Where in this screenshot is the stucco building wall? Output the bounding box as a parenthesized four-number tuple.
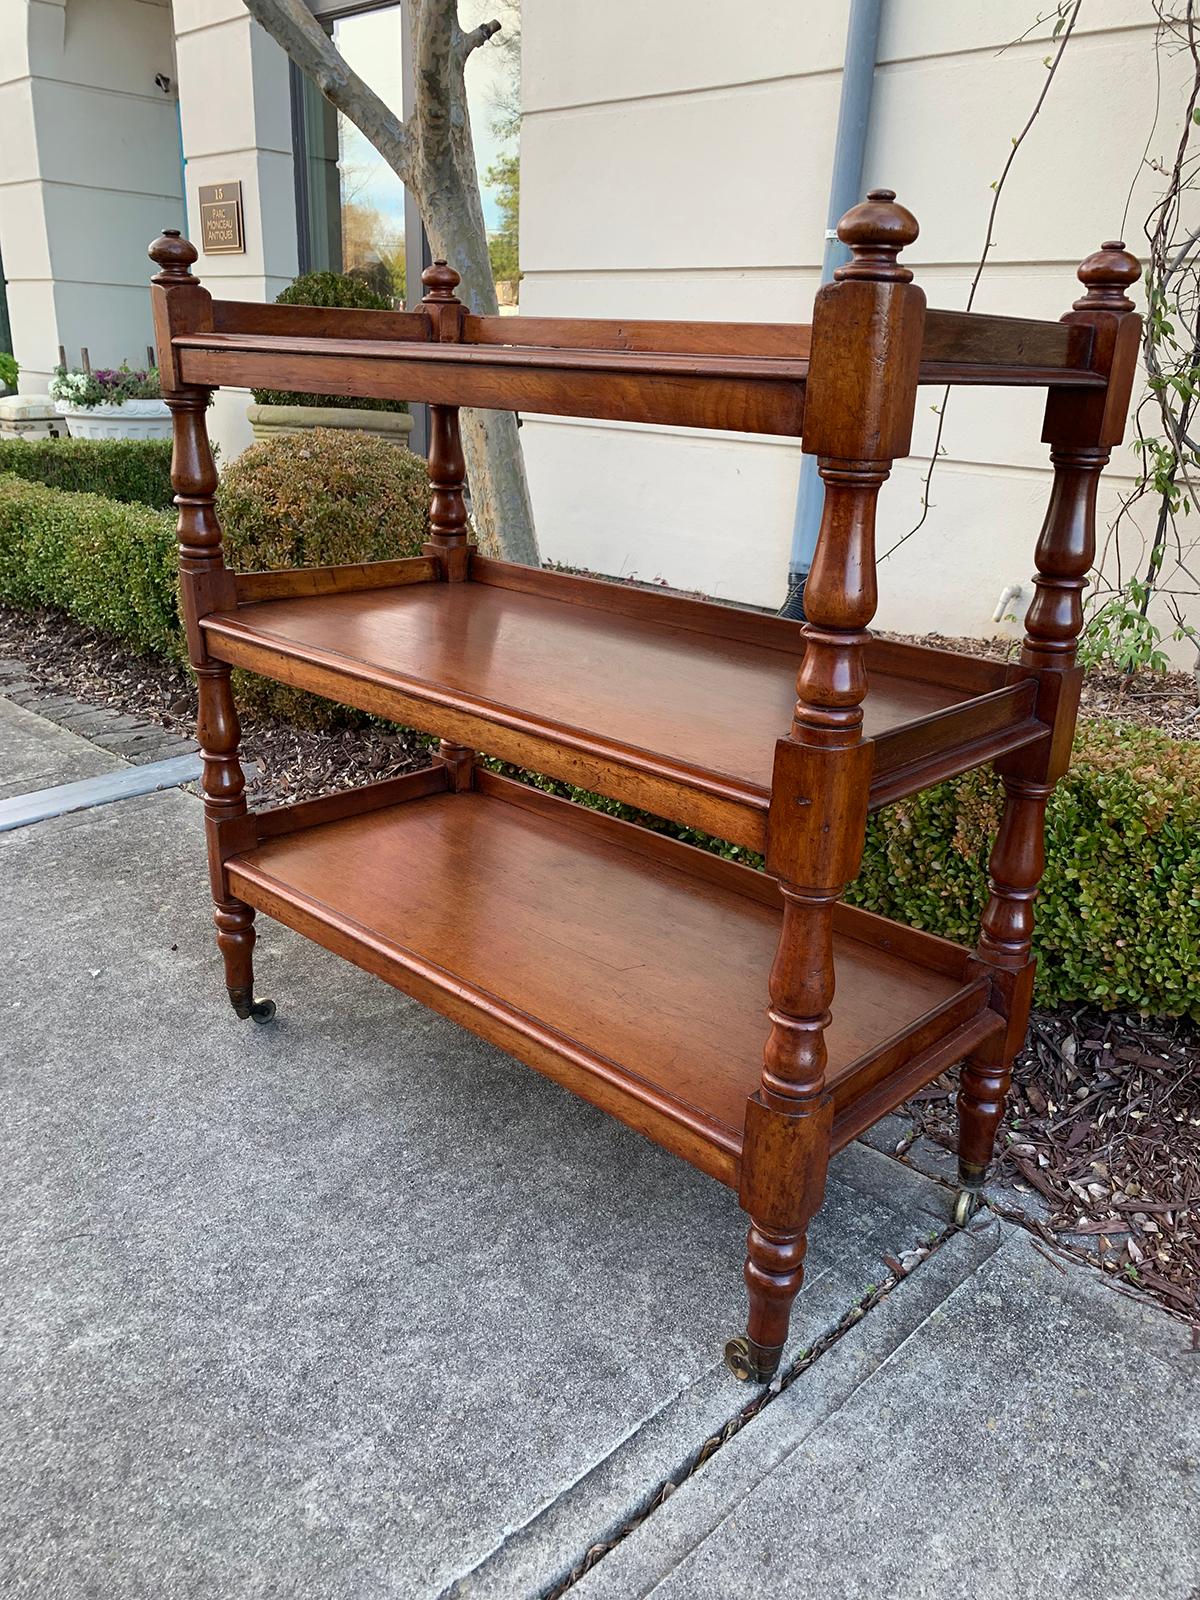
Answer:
(518, 0, 1194, 658)
(0, 0, 184, 391)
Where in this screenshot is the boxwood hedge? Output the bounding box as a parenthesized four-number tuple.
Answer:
(845, 720, 1200, 1019)
(0, 428, 430, 726)
(0, 436, 174, 508)
(0, 473, 181, 658)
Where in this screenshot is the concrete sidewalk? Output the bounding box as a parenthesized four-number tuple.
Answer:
(2, 696, 1197, 1600)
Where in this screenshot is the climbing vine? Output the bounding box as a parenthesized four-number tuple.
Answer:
(882, 2, 1200, 681)
(1088, 0, 1200, 676)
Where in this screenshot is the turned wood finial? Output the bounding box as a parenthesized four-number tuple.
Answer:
(834, 189, 919, 283)
(1073, 240, 1140, 312)
(148, 228, 198, 286)
(421, 259, 461, 302)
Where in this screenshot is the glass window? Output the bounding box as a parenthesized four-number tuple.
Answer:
(294, 0, 521, 308)
(462, 0, 521, 307)
(330, 8, 409, 303)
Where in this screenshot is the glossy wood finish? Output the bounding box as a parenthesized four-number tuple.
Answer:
(226, 772, 991, 1186)
(234, 555, 438, 605)
(462, 312, 813, 358)
(212, 299, 430, 343)
(173, 331, 811, 436)
(150, 229, 263, 1022)
(148, 199, 1142, 1384)
(200, 572, 1042, 851)
(740, 191, 928, 1376)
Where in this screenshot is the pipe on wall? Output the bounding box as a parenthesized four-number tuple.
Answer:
(780, 0, 884, 620)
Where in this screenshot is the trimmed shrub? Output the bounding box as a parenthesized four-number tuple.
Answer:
(0, 436, 175, 508)
(215, 427, 429, 571)
(846, 721, 1200, 1019)
(216, 428, 430, 726)
(0, 473, 181, 658)
(250, 272, 408, 413)
(0, 429, 431, 727)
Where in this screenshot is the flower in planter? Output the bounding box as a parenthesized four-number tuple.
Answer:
(51, 363, 162, 409)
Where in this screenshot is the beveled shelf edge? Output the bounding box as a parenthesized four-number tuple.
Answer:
(222, 765, 999, 1190)
(202, 558, 1047, 854)
(202, 617, 771, 852)
(831, 1010, 1004, 1153)
(228, 852, 746, 1189)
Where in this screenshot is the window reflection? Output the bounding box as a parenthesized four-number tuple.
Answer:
(297, 1, 521, 310)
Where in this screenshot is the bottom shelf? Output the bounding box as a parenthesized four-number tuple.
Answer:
(226, 771, 1001, 1185)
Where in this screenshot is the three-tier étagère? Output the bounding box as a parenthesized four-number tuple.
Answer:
(148, 191, 1141, 1383)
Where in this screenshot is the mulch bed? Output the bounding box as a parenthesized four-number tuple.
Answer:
(908, 1008, 1199, 1326)
(0, 605, 431, 805)
(3, 600, 1197, 1323)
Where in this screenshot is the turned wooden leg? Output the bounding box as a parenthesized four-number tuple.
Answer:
(726, 1220, 812, 1383)
(953, 1034, 1015, 1224)
(958, 1041, 1011, 1185)
(728, 886, 836, 1383)
(196, 661, 275, 1023)
(437, 738, 475, 791)
(957, 774, 1049, 1218)
(728, 193, 925, 1377)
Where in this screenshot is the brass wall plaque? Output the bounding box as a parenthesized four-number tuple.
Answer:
(198, 182, 245, 255)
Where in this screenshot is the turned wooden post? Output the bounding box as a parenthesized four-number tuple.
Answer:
(728, 192, 927, 1383)
(958, 241, 1141, 1192)
(419, 260, 471, 583)
(416, 259, 476, 787)
(148, 229, 273, 1022)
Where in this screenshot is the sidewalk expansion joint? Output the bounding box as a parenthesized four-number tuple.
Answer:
(538, 1214, 975, 1600)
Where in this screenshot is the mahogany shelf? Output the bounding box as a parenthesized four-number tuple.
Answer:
(225, 770, 1002, 1186)
(203, 558, 1046, 850)
(148, 196, 1141, 1384)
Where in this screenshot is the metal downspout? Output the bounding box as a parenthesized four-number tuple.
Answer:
(779, 0, 884, 620)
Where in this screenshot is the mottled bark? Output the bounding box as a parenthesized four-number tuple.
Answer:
(241, 0, 538, 564)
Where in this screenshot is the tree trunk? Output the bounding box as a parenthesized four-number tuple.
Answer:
(240, 0, 539, 564)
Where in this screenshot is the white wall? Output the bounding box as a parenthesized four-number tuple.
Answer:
(0, 0, 184, 391)
(519, 0, 1197, 663)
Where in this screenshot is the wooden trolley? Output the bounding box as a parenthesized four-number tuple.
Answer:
(148, 191, 1140, 1383)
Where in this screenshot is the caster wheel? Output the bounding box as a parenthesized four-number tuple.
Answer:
(724, 1335, 755, 1382)
(248, 998, 277, 1023)
(952, 1187, 980, 1227)
(723, 1335, 779, 1384)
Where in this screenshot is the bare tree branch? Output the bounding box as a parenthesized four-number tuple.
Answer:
(241, 0, 539, 565)
(879, 1, 1082, 563)
(242, 0, 414, 184)
(461, 19, 502, 59)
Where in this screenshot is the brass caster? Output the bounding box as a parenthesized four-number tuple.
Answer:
(229, 987, 277, 1023)
(952, 1187, 980, 1228)
(723, 1335, 781, 1385)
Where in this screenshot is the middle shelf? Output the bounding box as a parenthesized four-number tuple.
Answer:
(225, 768, 1003, 1186)
(203, 558, 1048, 852)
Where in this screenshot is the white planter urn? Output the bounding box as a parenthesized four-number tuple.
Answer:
(55, 398, 172, 441)
(247, 402, 413, 448)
